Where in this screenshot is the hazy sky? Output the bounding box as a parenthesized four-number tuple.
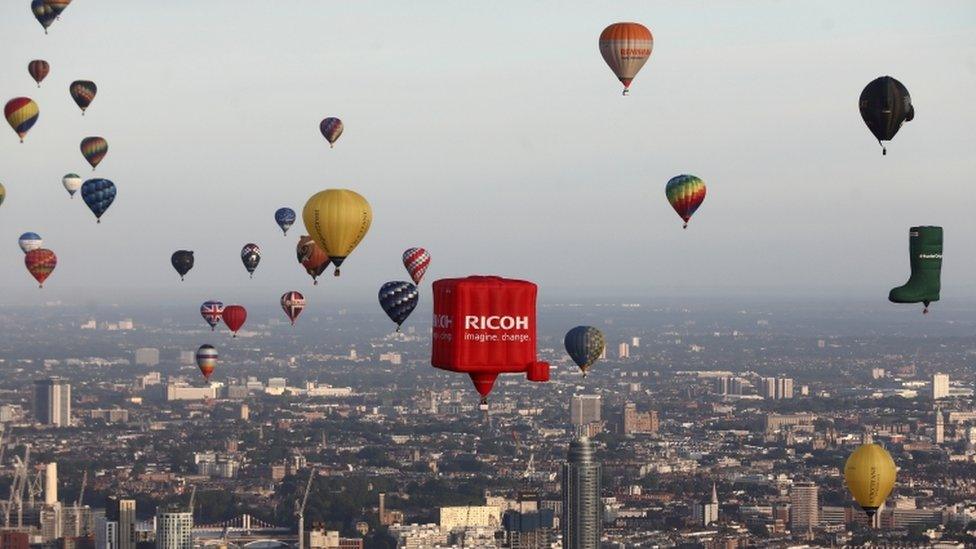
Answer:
(1, 1, 975, 307)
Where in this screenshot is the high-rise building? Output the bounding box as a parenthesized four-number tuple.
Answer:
(621, 403, 658, 434)
(44, 462, 57, 505)
(630, 337, 640, 348)
(932, 373, 949, 400)
(561, 436, 601, 549)
(570, 395, 601, 427)
(762, 377, 794, 399)
(155, 507, 192, 549)
(108, 498, 136, 549)
(934, 408, 944, 444)
(789, 482, 819, 532)
(692, 483, 720, 526)
(33, 378, 71, 426)
(617, 343, 629, 359)
(134, 348, 160, 367)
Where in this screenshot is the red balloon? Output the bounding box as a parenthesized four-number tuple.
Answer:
(222, 305, 247, 337)
(25, 248, 57, 288)
(280, 291, 305, 326)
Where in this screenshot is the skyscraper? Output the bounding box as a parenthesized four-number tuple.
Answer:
(155, 507, 192, 549)
(763, 377, 794, 399)
(617, 343, 629, 359)
(570, 395, 601, 427)
(934, 407, 944, 444)
(108, 497, 136, 549)
(932, 373, 949, 400)
(33, 378, 71, 426)
(561, 436, 601, 549)
(789, 482, 819, 532)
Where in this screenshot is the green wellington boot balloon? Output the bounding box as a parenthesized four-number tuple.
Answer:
(889, 226, 942, 314)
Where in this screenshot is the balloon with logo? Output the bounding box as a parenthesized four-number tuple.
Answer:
(666, 174, 706, 229)
(222, 305, 247, 337)
(379, 281, 419, 332)
(81, 178, 116, 223)
(240, 243, 261, 278)
(5, 98, 39, 143)
(62, 173, 81, 198)
(275, 207, 296, 236)
(599, 22, 653, 95)
(844, 443, 896, 519)
(564, 326, 605, 377)
(31, 0, 57, 33)
(28, 60, 49, 87)
(25, 248, 57, 288)
(195, 344, 218, 381)
(319, 117, 343, 148)
(81, 137, 108, 169)
(302, 189, 372, 276)
(280, 291, 305, 326)
(171, 250, 194, 281)
(200, 300, 224, 331)
(69, 80, 97, 115)
(18, 232, 43, 253)
(859, 76, 913, 155)
(296, 235, 330, 285)
(402, 247, 431, 285)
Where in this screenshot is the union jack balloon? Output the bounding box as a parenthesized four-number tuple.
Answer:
(280, 291, 305, 326)
(200, 300, 224, 331)
(402, 247, 431, 285)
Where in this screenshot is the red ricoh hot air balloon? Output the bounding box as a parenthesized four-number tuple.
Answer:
(222, 305, 247, 337)
(25, 248, 57, 288)
(431, 276, 549, 409)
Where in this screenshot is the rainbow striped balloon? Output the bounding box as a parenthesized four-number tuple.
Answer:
(665, 174, 706, 229)
(70, 80, 97, 114)
(81, 136, 108, 169)
(4, 98, 39, 143)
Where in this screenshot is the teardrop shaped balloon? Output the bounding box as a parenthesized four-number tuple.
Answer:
(200, 300, 224, 331)
(222, 305, 247, 337)
(195, 344, 218, 381)
(25, 248, 57, 288)
(859, 76, 913, 155)
(599, 22, 653, 95)
(171, 250, 194, 281)
(69, 80, 97, 115)
(296, 235, 330, 285)
(302, 189, 372, 276)
(378, 281, 419, 331)
(28, 60, 49, 87)
(320, 117, 343, 148)
(564, 326, 605, 377)
(5, 98, 39, 143)
(31, 0, 57, 33)
(665, 174, 706, 229)
(81, 178, 116, 223)
(280, 291, 306, 326)
(241, 243, 261, 278)
(18, 232, 43, 253)
(844, 443, 896, 519)
(80, 137, 108, 169)
(275, 207, 296, 236)
(62, 173, 81, 197)
(402, 247, 431, 285)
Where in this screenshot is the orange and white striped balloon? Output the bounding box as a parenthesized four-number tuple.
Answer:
(599, 22, 653, 95)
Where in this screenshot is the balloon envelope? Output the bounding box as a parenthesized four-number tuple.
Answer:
(69, 80, 97, 114)
(25, 248, 56, 287)
(599, 22, 653, 94)
(200, 301, 224, 331)
(222, 305, 247, 336)
(296, 235, 330, 284)
(171, 250, 194, 280)
(320, 117, 343, 148)
(302, 189, 372, 276)
(666, 174, 706, 228)
(62, 173, 81, 197)
(378, 281, 419, 330)
(18, 232, 43, 253)
(280, 291, 305, 326)
(844, 443, 896, 518)
(80, 137, 108, 169)
(31, 0, 57, 32)
(275, 207, 296, 235)
(859, 76, 913, 154)
(195, 344, 218, 381)
(5, 98, 39, 142)
(403, 247, 431, 285)
(564, 326, 605, 376)
(81, 178, 116, 222)
(240, 243, 261, 277)
(28, 60, 49, 87)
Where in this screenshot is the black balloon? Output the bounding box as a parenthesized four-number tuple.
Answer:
(171, 250, 194, 281)
(859, 76, 914, 155)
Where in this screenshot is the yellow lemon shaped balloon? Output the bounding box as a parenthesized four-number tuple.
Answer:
(302, 189, 372, 276)
(844, 443, 896, 518)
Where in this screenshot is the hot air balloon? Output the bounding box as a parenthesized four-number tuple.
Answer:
(28, 60, 49, 87)
(25, 248, 56, 288)
(320, 117, 343, 148)
(62, 173, 81, 197)
(195, 344, 218, 381)
(666, 174, 706, 229)
(302, 189, 372, 276)
(171, 250, 194, 281)
(275, 207, 296, 236)
(80, 137, 107, 169)
(844, 443, 896, 519)
(5, 98, 39, 143)
(69, 80, 97, 115)
(222, 305, 247, 337)
(564, 326, 605, 377)
(296, 235, 330, 285)
(240, 243, 261, 278)
(860, 76, 913, 155)
(0, 183, 5, 207)
(18, 232, 43, 253)
(889, 226, 941, 314)
(200, 300, 224, 331)
(31, 0, 57, 33)
(599, 22, 653, 95)
(280, 291, 305, 326)
(402, 247, 431, 285)
(81, 178, 115, 223)
(379, 281, 418, 332)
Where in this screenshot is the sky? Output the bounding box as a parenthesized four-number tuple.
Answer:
(0, 1, 975, 308)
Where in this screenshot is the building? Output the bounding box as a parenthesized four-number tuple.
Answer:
(617, 343, 629, 359)
(631, 337, 640, 348)
(439, 506, 501, 531)
(562, 436, 601, 549)
(108, 497, 136, 549)
(134, 348, 160, 367)
(789, 482, 819, 532)
(622, 403, 658, 434)
(764, 413, 816, 433)
(934, 408, 944, 444)
(871, 368, 886, 379)
(691, 483, 720, 526)
(165, 382, 218, 401)
(90, 409, 129, 423)
(762, 377, 794, 399)
(34, 377, 71, 426)
(501, 508, 556, 549)
(932, 373, 949, 400)
(570, 395, 601, 427)
(155, 507, 192, 549)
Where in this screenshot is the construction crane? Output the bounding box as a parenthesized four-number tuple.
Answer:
(296, 469, 315, 549)
(74, 471, 88, 537)
(15, 446, 30, 528)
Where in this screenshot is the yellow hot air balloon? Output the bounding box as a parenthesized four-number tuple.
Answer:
(302, 189, 371, 276)
(844, 443, 896, 519)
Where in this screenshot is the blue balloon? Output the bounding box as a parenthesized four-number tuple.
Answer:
(18, 232, 43, 253)
(274, 207, 296, 236)
(81, 179, 116, 223)
(378, 281, 419, 331)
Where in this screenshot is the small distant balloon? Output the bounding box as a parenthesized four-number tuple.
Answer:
(241, 243, 261, 278)
(18, 232, 43, 253)
(25, 248, 57, 288)
(275, 207, 296, 236)
(665, 174, 706, 229)
(320, 117, 343, 148)
(69, 80, 97, 115)
(402, 247, 431, 285)
(302, 189, 372, 276)
(62, 173, 81, 197)
(200, 300, 224, 331)
(81, 178, 116, 223)
(222, 305, 247, 337)
(171, 250, 194, 281)
(28, 60, 49, 87)
(280, 291, 305, 326)
(80, 137, 108, 169)
(564, 326, 605, 377)
(378, 281, 419, 331)
(859, 76, 913, 155)
(599, 22, 653, 95)
(5, 98, 39, 143)
(195, 344, 218, 381)
(296, 235, 330, 285)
